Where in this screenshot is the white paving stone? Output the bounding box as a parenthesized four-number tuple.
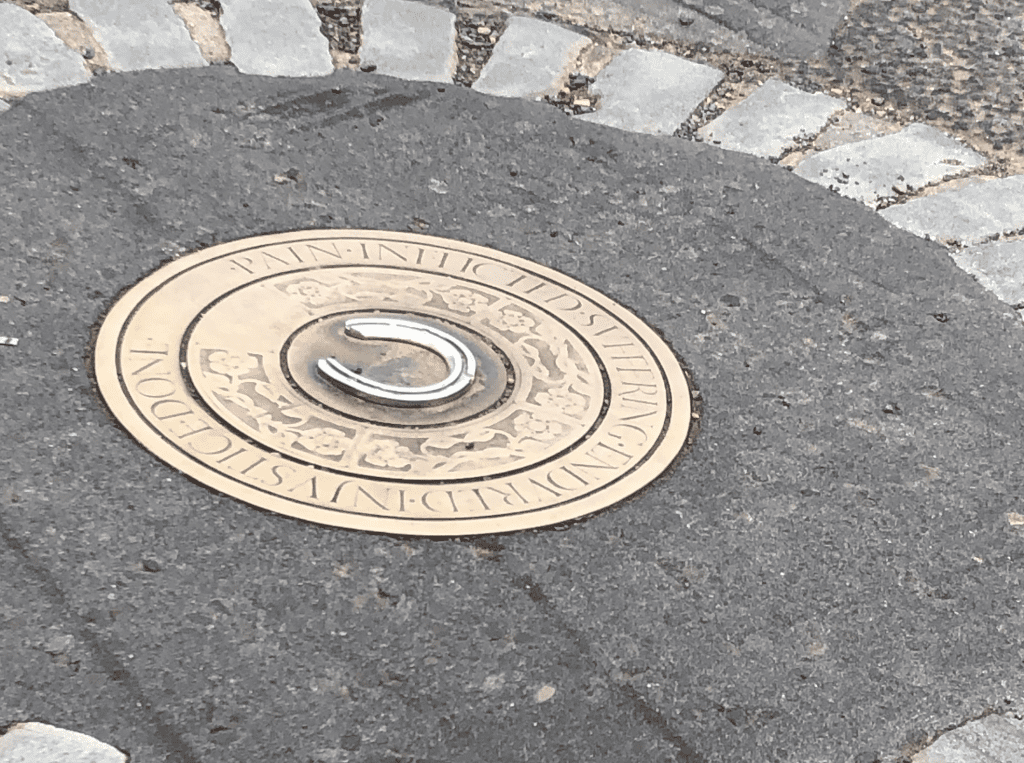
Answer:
(911, 714, 1024, 763)
(0, 722, 125, 763)
(0, 4, 90, 97)
(578, 48, 723, 135)
(0, 100, 10, 114)
(69, 0, 205, 72)
(794, 122, 986, 207)
(360, 0, 457, 84)
(219, 0, 333, 77)
(950, 239, 1024, 306)
(472, 16, 590, 99)
(880, 174, 1024, 245)
(698, 78, 845, 160)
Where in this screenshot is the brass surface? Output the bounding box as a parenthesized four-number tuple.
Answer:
(94, 231, 694, 535)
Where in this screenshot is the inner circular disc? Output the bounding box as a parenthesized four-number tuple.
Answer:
(94, 230, 694, 536)
(285, 312, 506, 420)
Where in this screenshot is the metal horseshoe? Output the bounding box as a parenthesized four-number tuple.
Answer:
(317, 317, 477, 407)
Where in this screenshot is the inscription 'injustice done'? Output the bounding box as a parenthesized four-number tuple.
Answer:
(95, 230, 694, 536)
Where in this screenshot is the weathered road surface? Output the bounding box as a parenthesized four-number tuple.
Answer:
(1, 65, 1022, 763)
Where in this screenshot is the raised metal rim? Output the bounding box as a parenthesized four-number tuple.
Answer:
(94, 229, 693, 536)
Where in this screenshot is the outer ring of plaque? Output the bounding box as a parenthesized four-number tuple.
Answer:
(94, 230, 694, 536)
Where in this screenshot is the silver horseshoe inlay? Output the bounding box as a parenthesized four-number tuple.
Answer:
(317, 317, 477, 407)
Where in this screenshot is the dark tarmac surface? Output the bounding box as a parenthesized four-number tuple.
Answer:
(674, 0, 851, 57)
(2, 67, 1024, 763)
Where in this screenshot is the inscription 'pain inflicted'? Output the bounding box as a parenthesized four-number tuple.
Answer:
(355, 240, 618, 327)
(227, 241, 351, 275)
(221, 238, 614, 332)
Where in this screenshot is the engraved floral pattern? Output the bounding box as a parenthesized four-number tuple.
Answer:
(276, 274, 440, 311)
(364, 439, 418, 469)
(513, 411, 564, 442)
(440, 288, 489, 314)
(534, 389, 587, 418)
(296, 428, 351, 457)
(489, 309, 535, 334)
(207, 351, 258, 379)
(259, 423, 301, 452)
(198, 350, 353, 462)
(284, 281, 327, 301)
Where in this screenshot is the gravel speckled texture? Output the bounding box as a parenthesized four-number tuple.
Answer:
(4, 0, 71, 11)
(314, 0, 361, 59)
(778, 0, 1024, 174)
(453, 9, 507, 88)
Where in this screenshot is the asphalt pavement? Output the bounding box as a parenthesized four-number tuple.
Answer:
(1, 2, 1023, 763)
(497, 0, 851, 58)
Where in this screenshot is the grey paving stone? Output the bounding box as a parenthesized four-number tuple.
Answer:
(69, 0, 205, 72)
(911, 714, 1024, 763)
(0, 4, 90, 97)
(0, 100, 10, 114)
(698, 78, 845, 160)
(578, 47, 723, 135)
(949, 239, 1024, 306)
(880, 174, 1024, 246)
(219, 0, 333, 77)
(793, 122, 986, 207)
(0, 722, 125, 763)
(472, 16, 590, 99)
(812, 111, 901, 151)
(360, 0, 457, 84)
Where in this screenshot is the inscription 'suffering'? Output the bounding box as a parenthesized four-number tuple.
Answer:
(95, 231, 694, 535)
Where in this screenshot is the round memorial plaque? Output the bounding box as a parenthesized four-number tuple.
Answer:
(94, 231, 695, 535)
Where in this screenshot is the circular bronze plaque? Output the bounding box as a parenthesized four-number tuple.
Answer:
(94, 231, 693, 535)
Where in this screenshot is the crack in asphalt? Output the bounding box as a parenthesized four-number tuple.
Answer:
(0, 518, 204, 763)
